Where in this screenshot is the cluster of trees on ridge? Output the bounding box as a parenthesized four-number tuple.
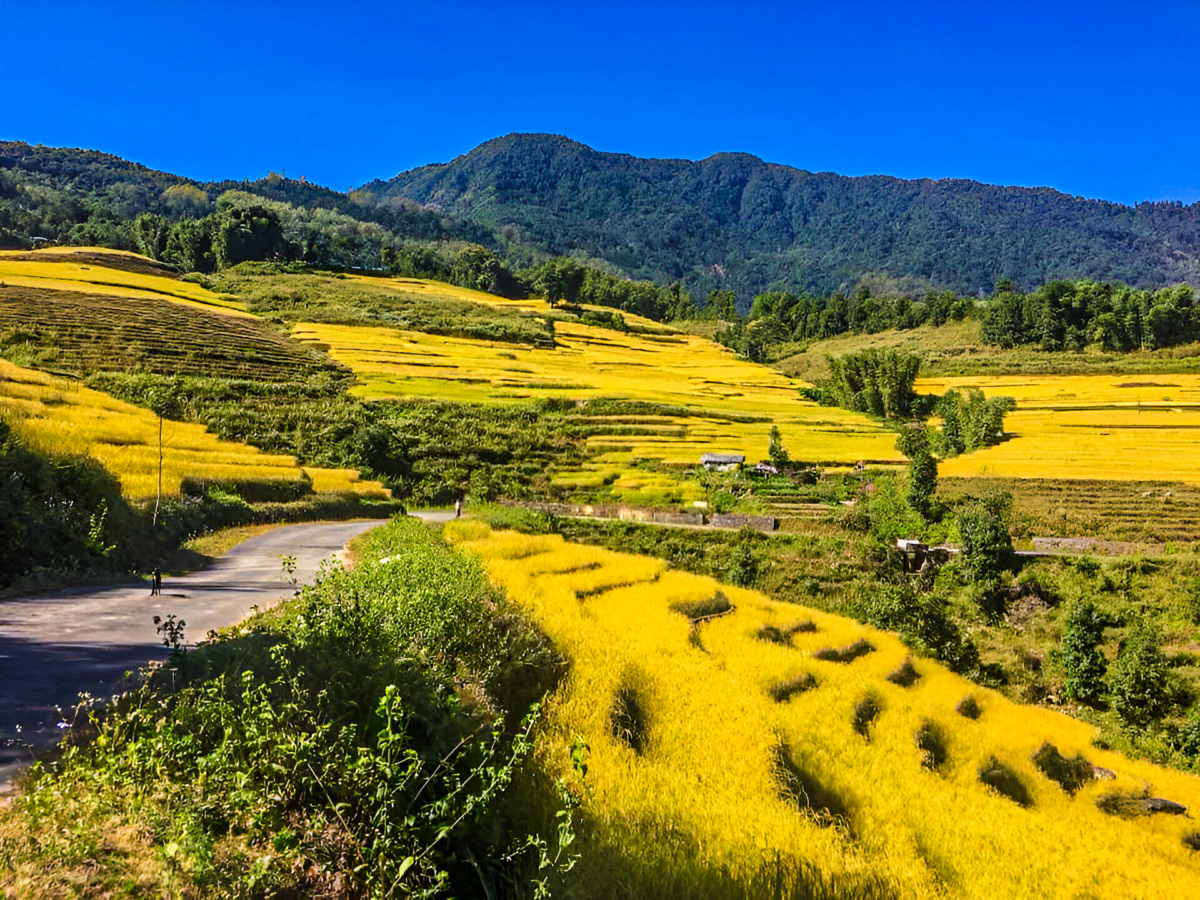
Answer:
(983, 278, 1200, 351)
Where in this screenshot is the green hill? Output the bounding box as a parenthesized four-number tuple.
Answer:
(366, 133, 1200, 299)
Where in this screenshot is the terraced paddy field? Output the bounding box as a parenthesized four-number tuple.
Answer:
(940, 477, 1200, 545)
(917, 374, 1200, 482)
(0, 359, 385, 499)
(0, 247, 247, 313)
(293, 320, 904, 502)
(0, 284, 332, 379)
(448, 520, 1200, 898)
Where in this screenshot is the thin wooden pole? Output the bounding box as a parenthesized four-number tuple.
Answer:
(154, 413, 163, 526)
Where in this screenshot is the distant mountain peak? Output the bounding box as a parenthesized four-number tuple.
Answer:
(368, 134, 1200, 296)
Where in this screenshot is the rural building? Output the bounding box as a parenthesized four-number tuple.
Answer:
(700, 452, 744, 472)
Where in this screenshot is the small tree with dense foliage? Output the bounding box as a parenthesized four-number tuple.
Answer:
(1061, 602, 1108, 703)
(767, 425, 789, 467)
(1108, 624, 1171, 726)
(956, 494, 1013, 589)
(896, 425, 937, 518)
(936, 389, 1016, 456)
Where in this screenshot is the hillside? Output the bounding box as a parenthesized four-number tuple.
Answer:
(444, 519, 1200, 897)
(367, 133, 1200, 300)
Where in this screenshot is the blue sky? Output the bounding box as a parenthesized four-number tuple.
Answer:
(2, 1, 1195, 205)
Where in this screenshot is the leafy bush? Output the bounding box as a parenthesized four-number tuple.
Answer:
(725, 544, 759, 586)
(846, 582, 985, 677)
(1109, 624, 1171, 726)
(1176, 708, 1200, 764)
(1061, 602, 1108, 703)
(0, 419, 128, 585)
(863, 474, 926, 545)
(955, 494, 1013, 588)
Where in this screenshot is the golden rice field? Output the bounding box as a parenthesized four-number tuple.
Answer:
(293, 320, 902, 503)
(0, 359, 386, 499)
(918, 373, 1200, 482)
(0, 247, 249, 315)
(446, 519, 1200, 898)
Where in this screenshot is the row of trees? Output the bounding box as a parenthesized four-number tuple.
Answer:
(714, 286, 973, 361)
(522, 257, 700, 321)
(982, 278, 1200, 351)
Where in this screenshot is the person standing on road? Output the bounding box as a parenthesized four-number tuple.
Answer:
(455, 497, 463, 518)
(152, 566, 162, 596)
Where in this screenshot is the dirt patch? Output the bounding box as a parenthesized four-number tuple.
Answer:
(1031, 536, 1166, 556)
(956, 695, 982, 719)
(1096, 792, 1187, 818)
(1031, 742, 1093, 795)
(886, 658, 921, 688)
(979, 757, 1033, 807)
(1006, 591, 1052, 627)
(852, 695, 881, 738)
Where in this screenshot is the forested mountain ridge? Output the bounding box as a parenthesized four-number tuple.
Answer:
(6, 135, 1200, 308)
(366, 133, 1200, 299)
(0, 140, 496, 251)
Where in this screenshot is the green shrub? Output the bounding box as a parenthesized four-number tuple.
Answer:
(1109, 624, 1171, 726)
(846, 582, 984, 677)
(1061, 601, 1108, 703)
(864, 474, 926, 545)
(725, 545, 759, 586)
(956, 494, 1013, 588)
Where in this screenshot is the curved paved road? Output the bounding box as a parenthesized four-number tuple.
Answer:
(0, 517, 432, 786)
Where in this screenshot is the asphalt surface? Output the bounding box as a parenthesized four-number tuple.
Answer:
(0, 517, 428, 786)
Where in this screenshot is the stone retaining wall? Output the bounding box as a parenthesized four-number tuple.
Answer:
(708, 513, 778, 533)
(504, 501, 774, 531)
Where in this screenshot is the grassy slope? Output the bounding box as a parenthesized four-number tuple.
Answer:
(0, 251, 393, 500)
(0, 518, 563, 898)
(215, 266, 553, 344)
(0, 248, 249, 313)
(774, 318, 1200, 381)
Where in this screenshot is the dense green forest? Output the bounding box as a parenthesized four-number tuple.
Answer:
(982, 278, 1200, 351)
(370, 134, 1200, 300)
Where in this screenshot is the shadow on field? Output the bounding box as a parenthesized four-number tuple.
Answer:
(542, 811, 894, 900)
